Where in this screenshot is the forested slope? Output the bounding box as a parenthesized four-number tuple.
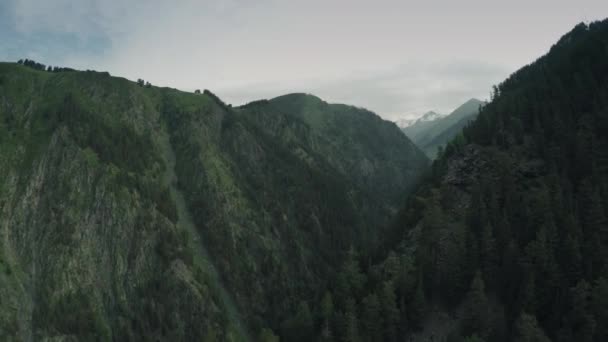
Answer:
(0, 63, 428, 340)
(311, 19, 608, 342)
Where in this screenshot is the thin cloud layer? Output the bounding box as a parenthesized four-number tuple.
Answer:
(2, 0, 606, 120)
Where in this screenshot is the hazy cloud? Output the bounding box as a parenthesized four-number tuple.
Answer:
(2, 0, 607, 120)
(215, 60, 510, 120)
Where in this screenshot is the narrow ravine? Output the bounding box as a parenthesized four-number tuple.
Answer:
(160, 132, 250, 342)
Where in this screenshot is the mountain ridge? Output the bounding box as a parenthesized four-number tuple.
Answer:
(2, 17, 607, 342)
(0, 62, 428, 340)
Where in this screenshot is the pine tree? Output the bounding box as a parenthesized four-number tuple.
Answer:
(343, 298, 360, 342)
(525, 224, 560, 321)
(320, 292, 335, 342)
(579, 180, 608, 277)
(461, 271, 491, 339)
(361, 293, 382, 342)
(258, 328, 279, 342)
(513, 312, 550, 342)
(592, 277, 608, 341)
(561, 233, 583, 285)
(383, 251, 400, 281)
(566, 280, 596, 342)
(409, 276, 427, 330)
(379, 281, 400, 342)
(480, 223, 498, 288)
(281, 301, 314, 342)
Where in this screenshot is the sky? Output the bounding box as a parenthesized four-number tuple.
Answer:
(1, 0, 607, 121)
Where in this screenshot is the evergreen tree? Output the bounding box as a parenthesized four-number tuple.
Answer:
(280, 301, 314, 342)
(564, 280, 596, 342)
(461, 271, 491, 339)
(258, 328, 279, 342)
(379, 281, 400, 342)
(320, 292, 335, 342)
(361, 293, 382, 342)
(409, 276, 427, 330)
(480, 223, 498, 288)
(342, 298, 360, 342)
(513, 313, 550, 342)
(592, 277, 608, 341)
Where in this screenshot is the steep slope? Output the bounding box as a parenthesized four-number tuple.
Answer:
(310, 19, 608, 342)
(403, 98, 484, 158)
(0, 64, 239, 341)
(0, 64, 429, 340)
(160, 132, 250, 341)
(161, 91, 429, 336)
(423, 113, 476, 157)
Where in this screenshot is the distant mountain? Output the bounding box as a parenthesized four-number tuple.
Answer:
(418, 110, 444, 122)
(396, 110, 444, 129)
(395, 118, 415, 129)
(402, 98, 484, 157)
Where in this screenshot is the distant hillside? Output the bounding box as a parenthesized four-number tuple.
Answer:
(402, 98, 484, 157)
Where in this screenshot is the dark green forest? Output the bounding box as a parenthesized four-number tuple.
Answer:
(298, 19, 608, 342)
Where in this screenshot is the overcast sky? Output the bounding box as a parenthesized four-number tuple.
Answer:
(1, 1, 607, 120)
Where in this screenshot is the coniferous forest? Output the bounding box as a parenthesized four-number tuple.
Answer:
(310, 20, 608, 342)
(1, 10, 608, 342)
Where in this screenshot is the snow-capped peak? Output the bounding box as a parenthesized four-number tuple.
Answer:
(395, 111, 444, 128)
(418, 111, 442, 122)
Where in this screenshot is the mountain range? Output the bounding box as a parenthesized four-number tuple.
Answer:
(1, 18, 608, 342)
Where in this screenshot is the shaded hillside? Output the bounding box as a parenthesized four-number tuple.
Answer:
(0, 63, 428, 340)
(311, 19, 608, 342)
(403, 98, 484, 158)
(243, 93, 429, 205)
(161, 90, 429, 334)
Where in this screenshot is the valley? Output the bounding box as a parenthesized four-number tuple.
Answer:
(0, 15, 607, 342)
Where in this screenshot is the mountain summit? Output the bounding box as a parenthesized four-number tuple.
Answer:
(402, 98, 484, 157)
(395, 110, 444, 129)
(418, 110, 444, 122)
